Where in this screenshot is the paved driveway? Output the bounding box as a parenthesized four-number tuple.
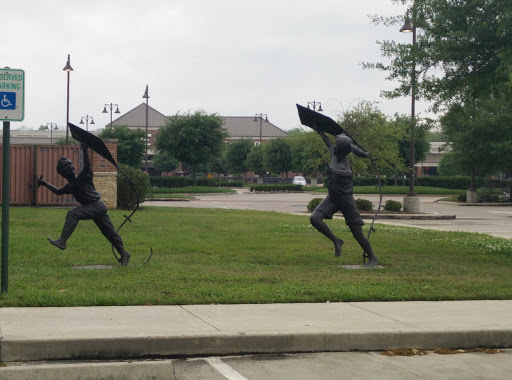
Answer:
(144, 189, 512, 239)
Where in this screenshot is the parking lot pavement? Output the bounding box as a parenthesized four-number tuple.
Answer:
(144, 190, 512, 239)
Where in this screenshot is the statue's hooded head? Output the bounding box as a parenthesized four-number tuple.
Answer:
(334, 133, 353, 156)
(56, 157, 75, 178)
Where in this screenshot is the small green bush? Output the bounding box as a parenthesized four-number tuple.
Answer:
(307, 197, 323, 212)
(355, 198, 373, 211)
(457, 193, 467, 202)
(117, 164, 152, 209)
(384, 199, 402, 212)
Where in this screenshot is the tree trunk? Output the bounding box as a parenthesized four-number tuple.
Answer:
(191, 165, 196, 186)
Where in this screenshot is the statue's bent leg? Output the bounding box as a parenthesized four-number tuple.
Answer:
(310, 210, 344, 257)
(94, 215, 131, 266)
(349, 224, 379, 267)
(48, 207, 83, 250)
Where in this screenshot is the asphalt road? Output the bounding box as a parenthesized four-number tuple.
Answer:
(7, 350, 511, 379)
(145, 189, 512, 239)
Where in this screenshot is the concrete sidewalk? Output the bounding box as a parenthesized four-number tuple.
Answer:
(1, 300, 511, 363)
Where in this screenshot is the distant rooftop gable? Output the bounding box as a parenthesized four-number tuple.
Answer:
(109, 104, 288, 138)
(108, 103, 169, 128)
(222, 116, 288, 138)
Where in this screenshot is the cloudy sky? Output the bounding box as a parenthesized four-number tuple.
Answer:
(4, 0, 421, 132)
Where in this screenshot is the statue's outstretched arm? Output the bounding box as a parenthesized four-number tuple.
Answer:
(351, 144, 370, 159)
(36, 175, 66, 195)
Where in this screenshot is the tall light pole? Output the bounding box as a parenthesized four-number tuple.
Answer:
(254, 113, 268, 145)
(400, 12, 420, 213)
(102, 103, 120, 128)
(46, 123, 58, 145)
(307, 101, 323, 112)
(63, 54, 73, 144)
(79, 115, 95, 131)
(142, 85, 150, 172)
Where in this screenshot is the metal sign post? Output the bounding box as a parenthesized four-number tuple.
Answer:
(1, 67, 25, 293)
(2, 121, 9, 293)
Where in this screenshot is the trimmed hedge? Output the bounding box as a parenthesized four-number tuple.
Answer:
(215, 181, 243, 188)
(250, 184, 303, 192)
(150, 176, 216, 188)
(352, 176, 511, 190)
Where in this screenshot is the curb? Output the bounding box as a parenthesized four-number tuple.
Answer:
(359, 213, 456, 220)
(2, 329, 511, 362)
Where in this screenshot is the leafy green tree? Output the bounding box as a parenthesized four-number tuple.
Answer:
(225, 139, 252, 177)
(155, 110, 227, 185)
(393, 114, 429, 172)
(337, 101, 407, 176)
(246, 144, 266, 177)
(263, 138, 293, 178)
(366, 0, 512, 188)
(99, 126, 145, 168)
(438, 151, 470, 177)
(153, 151, 180, 174)
(287, 128, 329, 176)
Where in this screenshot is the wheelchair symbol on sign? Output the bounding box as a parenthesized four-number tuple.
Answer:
(1, 95, 12, 108)
(0, 92, 16, 110)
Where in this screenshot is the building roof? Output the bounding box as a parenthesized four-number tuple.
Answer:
(0, 129, 68, 145)
(109, 103, 169, 129)
(222, 116, 288, 138)
(108, 104, 288, 138)
(416, 142, 449, 168)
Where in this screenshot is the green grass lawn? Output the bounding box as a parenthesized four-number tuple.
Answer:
(2, 206, 511, 307)
(311, 185, 466, 195)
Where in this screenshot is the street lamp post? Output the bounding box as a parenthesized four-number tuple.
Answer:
(79, 115, 95, 131)
(254, 113, 268, 145)
(142, 85, 150, 173)
(307, 101, 323, 112)
(63, 54, 73, 144)
(400, 13, 420, 213)
(102, 103, 120, 128)
(46, 123, 58, 145)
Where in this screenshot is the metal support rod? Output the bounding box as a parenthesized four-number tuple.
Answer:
(143, 85, 149, 172)
(2, 121, 10, 293)
(408, 25, 417, 197)
(66, 70, 70, 144)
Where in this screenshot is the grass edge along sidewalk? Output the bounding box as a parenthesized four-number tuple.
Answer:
(1, 206, 511, 307)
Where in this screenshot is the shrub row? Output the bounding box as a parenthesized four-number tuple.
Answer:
(149, 176, 216, 188)
(214, 181, 243, 188)
(307, 197, 403, 213)
(250, 184, 303, 192)
(351, 176, 511, 190)
(149, 176, 245, 188)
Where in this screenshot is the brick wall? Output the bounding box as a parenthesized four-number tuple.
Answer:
(91, 138, 118, 209)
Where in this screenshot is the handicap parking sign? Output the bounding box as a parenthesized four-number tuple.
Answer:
(0, 92, 16, 110)
(0, 68, 24, 121)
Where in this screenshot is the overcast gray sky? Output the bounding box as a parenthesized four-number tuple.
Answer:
(4, 0, 422, 132)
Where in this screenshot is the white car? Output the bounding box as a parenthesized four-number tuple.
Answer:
(292, 176, 307, 186)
